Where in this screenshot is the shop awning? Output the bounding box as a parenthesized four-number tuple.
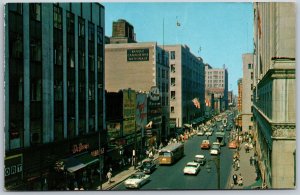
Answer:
(63, 157, 86, 173)
(75, 152, 99, 166)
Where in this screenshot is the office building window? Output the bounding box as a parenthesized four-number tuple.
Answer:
(171, 91, 176, 100)
(171, 64, 175, 73)
(30, 3, 41, 21)
(53, 5, 62, 29)
(251, 72, 253, 80)
(88, 22, 95, 41)
(78, 17, 85, 37)
(248, 63, 252, 69)
(171, 106, 175, 113)
(170, 51, 175, 59)
(171, 78, 175, 86)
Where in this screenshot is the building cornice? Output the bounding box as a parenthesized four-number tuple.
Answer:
(271, 123, 296, 139)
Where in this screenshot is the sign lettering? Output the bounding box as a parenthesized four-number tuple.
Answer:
(127, 49, 149, 61)
(72, 143, 90, 154)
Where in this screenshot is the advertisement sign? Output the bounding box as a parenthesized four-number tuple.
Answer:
(127, 49, 149, 61)
(107, 122, 121, 139)
(123, 89, 136, 135)
(136, 93, 147, 137)
(5, 154, 23, 186)
(147, 86, 162, 138)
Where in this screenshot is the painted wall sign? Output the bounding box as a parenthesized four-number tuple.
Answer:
(72, 143, 90, 154)
(127, 49, 149, 61)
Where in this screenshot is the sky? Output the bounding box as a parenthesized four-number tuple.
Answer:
(103, 2, 254, 95)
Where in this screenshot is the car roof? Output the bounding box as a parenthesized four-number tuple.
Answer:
(195, 155, 205, 158)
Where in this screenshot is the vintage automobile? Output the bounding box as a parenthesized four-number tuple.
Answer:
(194, 154, 206, 166)
(204, 130, 213, 136)
(124, 172, 150, 189)
(200, 139, 211, 149)
(197, 130, 204, 136)
(228, 140, 238, 149)
(183, 162, 201, 175)
(210, 142, 221, 155)
(140, 159, 156, 174)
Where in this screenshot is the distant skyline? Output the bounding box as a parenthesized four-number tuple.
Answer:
(103, 2, 254, 95)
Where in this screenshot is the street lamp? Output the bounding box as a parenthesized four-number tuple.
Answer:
(206, 155, 221, 189)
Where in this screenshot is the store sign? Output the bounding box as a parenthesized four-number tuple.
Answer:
(91, 148, 105, 157)
(5, 154, 23, 182)
(127, 49, 149, 61)
(72, 143, 90, 154)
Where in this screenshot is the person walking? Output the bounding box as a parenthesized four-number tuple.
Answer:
(232, 173, 238, 185)
(106, 169, 112, 184)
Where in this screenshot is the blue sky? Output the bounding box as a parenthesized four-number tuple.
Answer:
(103, 2, 254, 95)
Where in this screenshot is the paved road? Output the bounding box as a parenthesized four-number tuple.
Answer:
(113, 121, 235, 190)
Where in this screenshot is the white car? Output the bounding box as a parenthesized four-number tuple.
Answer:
(210, 142, 221, 155)
(197, 130, 204, 136)
(183, 162, 201, 175)
(205, 131, 213, 136)
(124, 172, 150, 189)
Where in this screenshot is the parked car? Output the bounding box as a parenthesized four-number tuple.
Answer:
(197, 130, 204, 136)
(124, 172, 150, 189)
(194, 154, 206, 166)
(210, 142, 221, 155)
(201, 139, 211, 149)
(228, 140, 238, 149)
(183, 162, 201, 175)
(205, 131, 213, 136)
(140, 159, 156, 174)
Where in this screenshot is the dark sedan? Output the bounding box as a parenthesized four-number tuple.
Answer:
(140, 159, 156, 174)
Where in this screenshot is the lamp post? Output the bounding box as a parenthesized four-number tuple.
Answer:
(206, 155, 221, 189)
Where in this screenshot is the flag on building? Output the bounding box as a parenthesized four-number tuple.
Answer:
(192, 98, 200, 109)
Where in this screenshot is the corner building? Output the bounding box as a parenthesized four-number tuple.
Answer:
(105, 42, 170, 145)
(5, 3, 105, 190)
(252, 2, 296, 188)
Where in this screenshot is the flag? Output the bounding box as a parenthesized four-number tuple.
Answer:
(192, 98, 200, 109)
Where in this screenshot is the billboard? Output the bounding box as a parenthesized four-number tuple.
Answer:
(136, 93, 147, 137)
(123, 89, 136, 135)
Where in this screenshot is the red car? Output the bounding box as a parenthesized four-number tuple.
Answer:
(200, 140, 211, 149)
(228, 140, 237, 149)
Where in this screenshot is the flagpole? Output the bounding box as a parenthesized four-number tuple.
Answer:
(163, 17, 164, 50)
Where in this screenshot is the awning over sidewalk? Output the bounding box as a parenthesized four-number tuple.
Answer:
(75, 152, 99, 166)
(63, 157, 86, 173)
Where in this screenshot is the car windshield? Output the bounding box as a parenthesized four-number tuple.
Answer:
(143, 162, 152, 167)
(186, 164, 197, 168)
(212, 145, 219, 149)
(159, 152, 171, 157)
(130, 174, 142, 179)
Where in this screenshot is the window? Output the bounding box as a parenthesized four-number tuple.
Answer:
(251, 117, 253, 121)
(171, 106, 175, 113)
(157, 67, 161, 78)
(170, 51, 175, 60)
(171, 64, 175, 73)
(97, 26, 103, 44)
(249, 126, 252, 130)
(251, 72, 254, 80)
(171, 91, 176, 99)
(251, 84, 253, 90)
(88, 22, 95, 41)
(78, 17, 85, 37)
(53, 6, 62, 29)
(171, 78, 175, 86)
(248, 63, 252, 69)
(30, 4, 41, 21)
(67, 12, 74, 34)
(9, 3, 22, 14)
(162, 69, 165, 79)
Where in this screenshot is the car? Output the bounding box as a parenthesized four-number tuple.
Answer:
(194, 154, 206, 166)
(183, 162, 201, 175)
(124, 172, 150, 189)
(200, 139, 211, 149)
(205, 131, 213, 136)
(228, 140, 237, 149)
(197, 130, 204, 136)
(210, 142, 221, 155)
(140, 159, 156, 174)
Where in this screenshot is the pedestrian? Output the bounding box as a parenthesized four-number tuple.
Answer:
(238, 173, 243, 186)
(232, 173, 238, 185)
(106, 169, 112, 184)
(250, 156, 253, 166)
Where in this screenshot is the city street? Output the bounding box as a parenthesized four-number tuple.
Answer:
(113, 120, 235, 190)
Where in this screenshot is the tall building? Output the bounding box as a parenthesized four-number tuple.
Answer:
(253, 2, 296, 188)
(205, 64, 229, 112)
(4, 3, 105, 190)
(236, 78, 243, 128)
(105, 42, 170, 145)
(242, 53, 254, 132)
(164, 45, 205, 129)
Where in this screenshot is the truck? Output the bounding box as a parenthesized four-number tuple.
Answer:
(215, 131, 226, 146)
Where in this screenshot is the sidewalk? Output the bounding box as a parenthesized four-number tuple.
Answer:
(227, 142, 260, 189)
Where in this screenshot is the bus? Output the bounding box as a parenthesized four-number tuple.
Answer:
(158, 143, 184, 165)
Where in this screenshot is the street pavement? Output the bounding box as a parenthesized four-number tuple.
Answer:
(92, 134, 259, 190)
